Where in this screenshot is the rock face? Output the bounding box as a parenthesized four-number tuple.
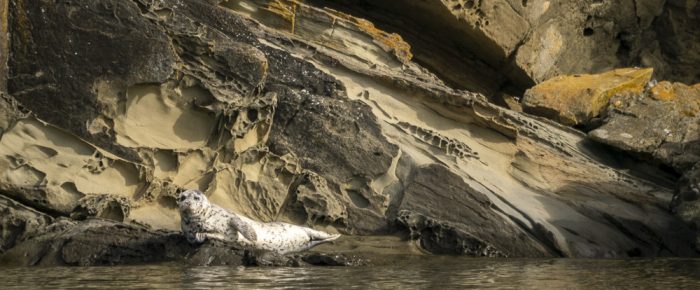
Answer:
(522, 68, 653, 126)
(513, 67, 700, 249)
(396, 164, 550, 257)
(0, 0, 697, 265)
(308, 0, 700, 99)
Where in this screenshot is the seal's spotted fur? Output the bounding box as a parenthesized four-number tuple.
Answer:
(178, 189, 340, 254)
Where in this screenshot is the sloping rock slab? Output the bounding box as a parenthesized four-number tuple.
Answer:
(396, 164, 552, 257)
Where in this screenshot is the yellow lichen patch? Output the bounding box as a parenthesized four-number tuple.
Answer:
(221, 0, 413, 65)
(328, 10, 413, 64)
(263, 0, 298, 33)
(651, 81, 700, 117)
(649, 81, 676, 101)
(522, 68, 654, 125)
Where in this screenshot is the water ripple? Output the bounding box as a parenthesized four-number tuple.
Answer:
(1, 258, 700, 289)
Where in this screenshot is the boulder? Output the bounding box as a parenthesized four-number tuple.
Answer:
(589, 81, 700, 172)
(522, 68, 653, 126)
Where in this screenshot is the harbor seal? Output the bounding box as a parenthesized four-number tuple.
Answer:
(178, 189, 341, 254)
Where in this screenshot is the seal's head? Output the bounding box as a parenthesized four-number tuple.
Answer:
(178, 189, 209, 216)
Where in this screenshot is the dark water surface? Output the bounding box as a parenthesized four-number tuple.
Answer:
(1, 257, 699, 289)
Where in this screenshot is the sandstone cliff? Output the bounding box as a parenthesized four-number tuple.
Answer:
(0, 0, 698, 265)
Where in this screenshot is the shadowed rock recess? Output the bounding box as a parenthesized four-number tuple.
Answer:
(0, 0, 698, 266)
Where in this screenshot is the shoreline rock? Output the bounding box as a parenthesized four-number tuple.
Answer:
(0, 0, 698, 263)
(0, 218, 366, 267)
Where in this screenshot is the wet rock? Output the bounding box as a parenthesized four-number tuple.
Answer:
(589, 80, 700, 172)
(301, 253, 367, 266)
(185, 239, 249, 267)
(244, 250, 367, 267)
(243, 250, 303, 267)
(522, 68, 653, 126)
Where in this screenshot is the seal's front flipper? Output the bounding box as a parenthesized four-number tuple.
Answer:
(229, 215, 258, 242)
(190, 232, 226, 243)
(191, 232, 207, 243)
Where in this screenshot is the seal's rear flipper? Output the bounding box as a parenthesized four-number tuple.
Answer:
(306, 234, 341, 249)
(303, 228, 341, 241)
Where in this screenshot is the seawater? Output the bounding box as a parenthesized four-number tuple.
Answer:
(1, 257, 699, 289)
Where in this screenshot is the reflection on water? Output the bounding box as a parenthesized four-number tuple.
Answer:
(1, 257, 700, 289)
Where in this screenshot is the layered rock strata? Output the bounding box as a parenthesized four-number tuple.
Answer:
(0, 0, 696, 264)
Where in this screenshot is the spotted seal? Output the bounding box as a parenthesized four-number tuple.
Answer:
(178, 189, 341, 254)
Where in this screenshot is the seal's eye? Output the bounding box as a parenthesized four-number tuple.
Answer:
(179, 195, 187, 202)
(194, 196, 200, 201)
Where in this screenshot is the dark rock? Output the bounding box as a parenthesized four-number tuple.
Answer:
(673, 163, 700, 249)
(8, 0, 176, 161)
(0, 195, 53, 254)
(243, 250, 303, 267)
(589, 81, 700, 172)
(0, 219, 193, 266)
(301, 253, 367, 266)
(0, 218, 365, 267)
(268, 84, 399, 233)
(396, 164, 550, 257)
(184, 239, 248, 267)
